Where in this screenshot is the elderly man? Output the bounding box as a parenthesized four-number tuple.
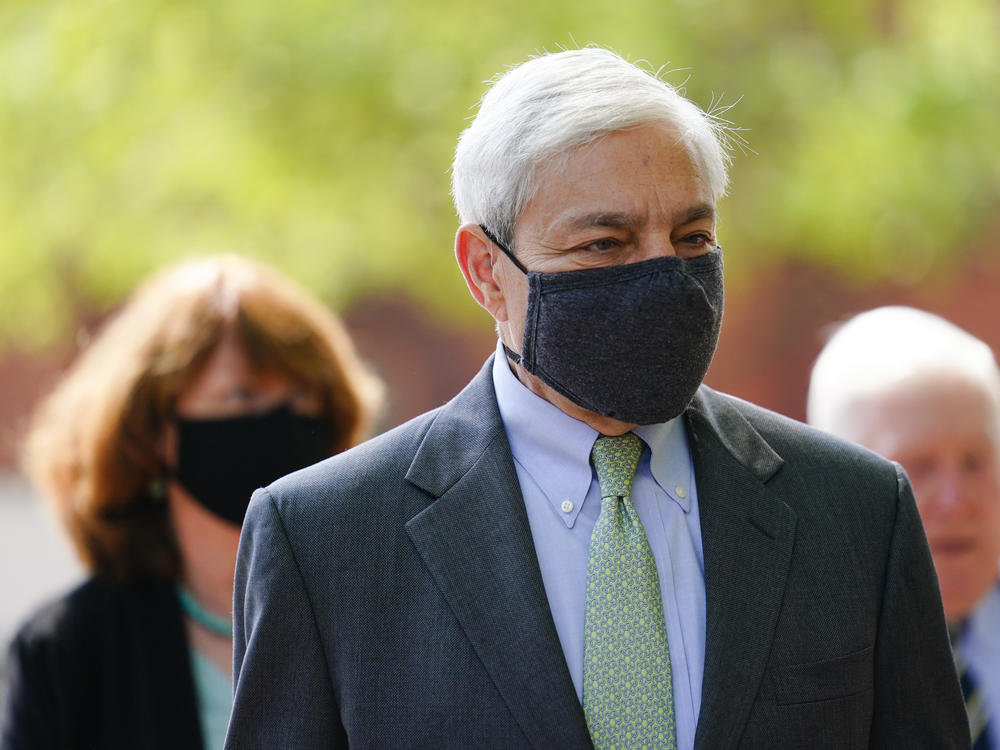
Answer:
(226, 49, 967, 749)
(809, 305, 1000, 749)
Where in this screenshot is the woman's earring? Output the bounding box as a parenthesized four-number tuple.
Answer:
(148, 476, 167, 502)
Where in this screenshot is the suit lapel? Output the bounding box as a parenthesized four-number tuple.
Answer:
(686, 389, 799, 750)
(405, 358, 593, 750)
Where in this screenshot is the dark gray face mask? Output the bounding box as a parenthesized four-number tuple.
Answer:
(482, 226, 724, 425)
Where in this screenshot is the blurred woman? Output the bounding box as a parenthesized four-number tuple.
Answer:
(0, 255, 381, 750)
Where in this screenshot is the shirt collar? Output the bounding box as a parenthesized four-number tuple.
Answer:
(634, 420, 693, 513)
(491, 342, 693, 524)
(493, 343, 597, 526)
(968, 582, 1000, 651)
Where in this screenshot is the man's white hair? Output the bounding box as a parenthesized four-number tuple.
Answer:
(451, 47, 733, 246)
(808, 305, 1000, 437)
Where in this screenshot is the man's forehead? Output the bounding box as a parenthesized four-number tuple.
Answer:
(850, 376, 1000, 452)
(514, 124, 717, 233)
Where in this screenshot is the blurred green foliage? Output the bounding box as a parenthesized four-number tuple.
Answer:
(1, 0, 998, 349)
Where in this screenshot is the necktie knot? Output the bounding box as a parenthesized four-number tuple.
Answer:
(591, 432, 643, 499)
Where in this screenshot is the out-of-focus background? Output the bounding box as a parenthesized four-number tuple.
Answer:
(1, 0, 998, 649)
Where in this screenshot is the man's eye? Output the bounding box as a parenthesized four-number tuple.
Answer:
(585, 238, 620, 252)
(961, 452, 988, 475)
(682, 233, 714, 247)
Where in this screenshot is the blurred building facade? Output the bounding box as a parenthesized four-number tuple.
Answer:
(3, 253, 1000, 469)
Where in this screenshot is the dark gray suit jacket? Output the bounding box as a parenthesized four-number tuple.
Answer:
(227, 358, 969, 749)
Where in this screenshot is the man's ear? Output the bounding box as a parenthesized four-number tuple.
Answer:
(455, 223, 509, 322)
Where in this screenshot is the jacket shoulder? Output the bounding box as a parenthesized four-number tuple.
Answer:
(691, 386, 899, 476)
(262, 357, 502, 519)
(267, 407, 441, 501)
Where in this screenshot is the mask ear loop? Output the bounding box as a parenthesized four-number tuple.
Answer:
(479, 225, 529, 275)
(478, 225, 529, 366)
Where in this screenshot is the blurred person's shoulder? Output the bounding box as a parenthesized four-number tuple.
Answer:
(11, 577, 173, 650)
(12, 578, 114, 648)
(11, 578, 185, 664)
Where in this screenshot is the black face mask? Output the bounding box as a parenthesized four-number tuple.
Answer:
(482, 226, 725, 425)
(172, 404, 334, 526)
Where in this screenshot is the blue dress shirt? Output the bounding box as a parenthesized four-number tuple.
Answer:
(492, 344, 706, 750)
(958, 584, 1000, 748)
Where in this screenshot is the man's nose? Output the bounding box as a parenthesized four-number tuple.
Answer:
(927, 471, 969, 517)
(636, 232, 678, 261)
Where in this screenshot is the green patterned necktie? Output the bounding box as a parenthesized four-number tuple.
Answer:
(583, 432, 677, 750)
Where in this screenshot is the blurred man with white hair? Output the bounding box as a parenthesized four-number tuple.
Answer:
(810, 305, 1000, 749)
(227, 50, 967, 749)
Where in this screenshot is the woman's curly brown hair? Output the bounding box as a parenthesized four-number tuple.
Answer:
(22, 255, 382, 582)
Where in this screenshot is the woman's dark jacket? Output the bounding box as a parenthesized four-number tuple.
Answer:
(0, 577, 203, 750)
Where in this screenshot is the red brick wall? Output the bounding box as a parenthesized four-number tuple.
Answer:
(708, 254, 1000, 422)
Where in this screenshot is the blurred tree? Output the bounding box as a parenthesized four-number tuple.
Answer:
(1, 0, 997, 349)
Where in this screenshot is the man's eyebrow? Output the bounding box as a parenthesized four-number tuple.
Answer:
(565, 212, 639, 230)
(563, 205, 716, 231)
(685, 205, 716, 222)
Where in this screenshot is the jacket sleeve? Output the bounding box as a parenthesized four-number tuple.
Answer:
(226, 488, 346, 750)
(869, 465, 970, 748)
